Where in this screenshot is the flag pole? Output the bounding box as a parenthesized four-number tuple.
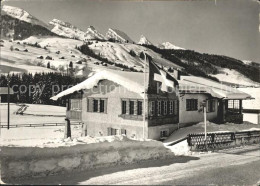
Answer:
(143, 52, 146, 139)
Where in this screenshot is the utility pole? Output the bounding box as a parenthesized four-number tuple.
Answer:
(7, 73, 10, 130)
(64, 98, 71, 138)
(203, 100, 207, 150)
(143, 52, 147, 139)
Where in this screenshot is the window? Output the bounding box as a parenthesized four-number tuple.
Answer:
(228, 100, 239, 109)
(163, 101, 167, 115)
(169, 101, 173, 115)
(121, 129, 127, 135)
(87, 98, 107, 113)
(149, 101, 155, 116)
(160, 130, 168, 138)
(100, 99, 105, 113)
(70, 99, 82, 110)
(122, 100, 127, 114)
(227, 100, 240, 113)
(137, 101, 142, 115)
(122, 99, 143, 116)
(93, 100, 98, 112)
(186, 99, 198, 111)
(207, 99, 215, 112)
(129, 101, 134, 115)
(108, 127, 126, 136)
(157, 101, 162, 115)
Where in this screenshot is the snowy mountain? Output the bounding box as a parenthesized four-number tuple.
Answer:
(158, 42, 185, 50)
(2, 5, 51, 29)
(85, 26, 105, 40)
(49, 19, 87, 40)
(138, 35, 153, 45)
(105, 28, 134, 43)
(49, 20, 105, 41)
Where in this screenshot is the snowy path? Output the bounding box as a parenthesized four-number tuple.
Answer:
(9, 145, 260, 185)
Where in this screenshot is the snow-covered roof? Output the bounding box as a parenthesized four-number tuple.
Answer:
(179, 76, 253, 100)
(51, 70, 146, 100)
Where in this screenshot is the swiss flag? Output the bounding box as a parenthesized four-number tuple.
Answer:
(148, 58, 178, 92)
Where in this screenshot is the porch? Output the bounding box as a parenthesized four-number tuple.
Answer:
(217, 99, 243, 124)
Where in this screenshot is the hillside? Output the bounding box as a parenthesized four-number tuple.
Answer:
(0, 5, 259, 87)
(142, 45, 260, 86)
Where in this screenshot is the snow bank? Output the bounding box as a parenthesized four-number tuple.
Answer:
(1, 136, 174, 181)
(164, 140, 191, 156)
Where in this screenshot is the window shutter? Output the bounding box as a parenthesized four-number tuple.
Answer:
(134, 100, 138, 115)
(88, 98, 94, 112)
(79, 99, 82, 110)
(186, 100, 189, 111)
(104, 99, 107, 113)
(206, 100, 210, 112)
(107, 127, 112, 136)
(126, 100, 129, 114)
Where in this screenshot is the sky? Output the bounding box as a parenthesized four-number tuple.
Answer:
(3, 0, 260, 62)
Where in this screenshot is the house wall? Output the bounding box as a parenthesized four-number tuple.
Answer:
(80, 80, 149, 139)
(67, 80, 179, 140)
(148, 123, 178, 140)
(179, 94, 218, 124)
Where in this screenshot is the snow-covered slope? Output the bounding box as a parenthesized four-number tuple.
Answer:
(138, 35, 153, 45)
(88, 41, 181, 71)
(2, 5, 51, 29)
(49, 19, 87, 40)
(49, 19, 105, 41)
(105, 28, 134, 43)
(211, 68, 259, 86)
(158, 42, 185, 50)
(85, 26, 105, 40)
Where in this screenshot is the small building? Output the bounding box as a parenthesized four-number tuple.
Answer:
(51, 70, 253, 140)
(178, 76, 252, 125)
(0, 87, 14, 102)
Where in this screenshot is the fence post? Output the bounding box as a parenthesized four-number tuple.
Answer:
(187, 134, 191, 146)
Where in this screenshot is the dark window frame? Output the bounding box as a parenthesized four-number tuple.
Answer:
(186, 99, 198, 111)
(87, 98, 107, 113)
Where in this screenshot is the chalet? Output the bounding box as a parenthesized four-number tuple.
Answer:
(51, 65, 253, 140)
(51, 61, 179, 140)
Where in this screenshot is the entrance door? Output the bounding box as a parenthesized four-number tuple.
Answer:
(217, 100, 225, 123)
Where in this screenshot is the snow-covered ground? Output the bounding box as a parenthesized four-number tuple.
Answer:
(0, 125, 82, 147)
(164, 121, 260, 144)
(0, 103, 71, 146)
(0, 103, 65, 125)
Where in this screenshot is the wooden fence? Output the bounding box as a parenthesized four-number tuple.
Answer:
(186, 130, 260, 151)
(0, 122, 82, 128)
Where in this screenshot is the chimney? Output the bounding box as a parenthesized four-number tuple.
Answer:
(173, 69, 180, 80)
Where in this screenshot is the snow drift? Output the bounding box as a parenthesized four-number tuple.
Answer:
(1, 136, 174, 181)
